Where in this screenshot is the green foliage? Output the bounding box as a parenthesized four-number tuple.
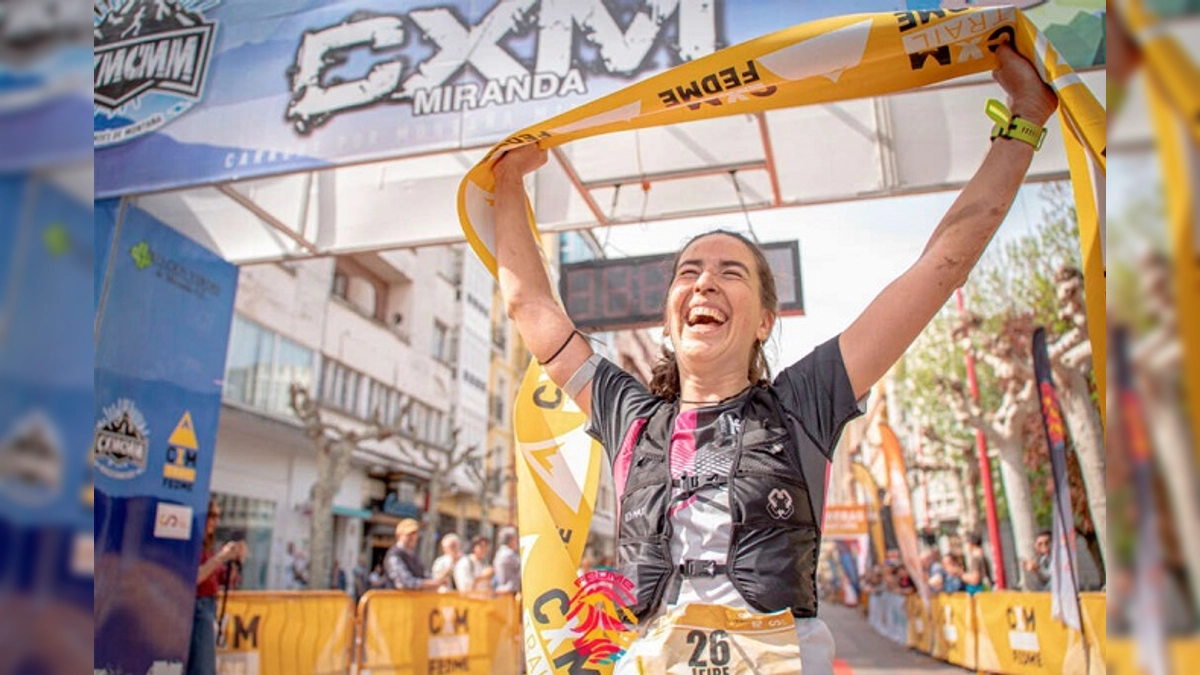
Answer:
(897, 181, 1083, 529)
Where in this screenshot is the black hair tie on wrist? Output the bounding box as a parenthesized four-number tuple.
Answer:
(540, 329, 579, 366)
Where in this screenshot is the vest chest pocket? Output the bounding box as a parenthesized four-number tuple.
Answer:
(621, 451, 669, 538)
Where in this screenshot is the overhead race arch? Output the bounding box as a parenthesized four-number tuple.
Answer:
(455, 8, 1104, 674)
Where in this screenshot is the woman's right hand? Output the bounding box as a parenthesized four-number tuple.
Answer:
(493, 144, 547, 183)
(218, 541, 246, 563)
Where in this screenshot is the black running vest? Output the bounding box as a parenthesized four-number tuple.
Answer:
(615, 386, 828, 621)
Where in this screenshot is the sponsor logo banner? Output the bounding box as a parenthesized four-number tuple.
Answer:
(93, 398, 150, 480)
(153, 501, 193, 540)
(93, 0, 219, 147)
(824, 504, 868, 538)
(92, 1, 1106, 197)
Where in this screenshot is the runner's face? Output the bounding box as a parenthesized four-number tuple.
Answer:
(666, 234, 773, 376)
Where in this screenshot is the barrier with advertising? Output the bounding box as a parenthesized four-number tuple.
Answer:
(215, 592, 355, 675)
(871, 591, 1110, 674)
(929, 593, 977, 670)
(1079, 592, 1105, 666)
(905, 593, 933, 654)
(1107, 639, 1200, 675)
(974, 590, 1088, 675)
(867, 592, 909, 647)
(357, 590, 521, 675)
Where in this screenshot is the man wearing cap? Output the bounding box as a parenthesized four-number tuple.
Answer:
(383, 519, 451, 590)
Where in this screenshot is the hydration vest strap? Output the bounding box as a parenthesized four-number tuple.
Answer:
(679, 559, 728, 578)
(671, 473, 728, 497)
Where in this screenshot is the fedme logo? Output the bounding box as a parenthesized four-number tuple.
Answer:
(286, 0, 721, 132)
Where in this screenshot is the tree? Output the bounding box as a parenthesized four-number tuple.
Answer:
(897, 182, 1107, 586)
(289, 384, 481, 589)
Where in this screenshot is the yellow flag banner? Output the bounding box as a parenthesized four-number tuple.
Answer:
(851, 461, 888, 565)
(1120, 0, 1200, 145)
(879, 422, 930, 603)
(512, 362, 638, 673)
(1147, 78, 1200, 464)
(455, 8, 1104, 674)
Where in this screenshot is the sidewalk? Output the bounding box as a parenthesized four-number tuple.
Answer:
(822, 604, 969, 675)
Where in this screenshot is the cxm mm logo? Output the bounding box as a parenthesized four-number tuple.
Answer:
(93, 0, 218, 147)
(766, 487, 793, 520)
(286, 0, 720, 133)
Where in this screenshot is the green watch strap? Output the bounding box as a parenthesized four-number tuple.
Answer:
(985, 98, 1046, 150)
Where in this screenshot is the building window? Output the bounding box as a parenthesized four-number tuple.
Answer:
(224, 316, 316, 418)
(332, 271, 348, 300)
(432, 321, 450, 364)
(211, 492, 276, 590)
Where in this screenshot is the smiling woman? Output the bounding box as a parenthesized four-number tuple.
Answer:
(490, 44, 1057, 674)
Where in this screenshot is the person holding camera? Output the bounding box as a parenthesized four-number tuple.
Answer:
(186, 499, 247, 675)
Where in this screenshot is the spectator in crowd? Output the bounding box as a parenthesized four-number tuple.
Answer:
(859, 565, 884, 596)
(431, 533, 463, 592)
(187, 500, 246, 675)
(962, 534, 993, 595)
(941, 554, 966, 594)
(368, 563, 386, 590)
(284, 541, 308, 590)
(454, 535, 495, 592)
(351, 554, 369, 600)
(895, 565, 916, 595)
(921, 548, 946, 593)
(1022, 530, 1052, 591)
(384, 519, 451, 590)
(493, 527, 522, 593)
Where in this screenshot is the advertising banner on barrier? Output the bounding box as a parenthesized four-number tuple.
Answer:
(93, 0, 1105, 198)
(906, 592, 933, 654)
(930, 593, 977, 670)
(215, 591, 355, 675)
(94, 203, 238, 674)
(1079, 592, 1106, 666)
(358, 590, 521, 675)
(974, 590, 1088, 675)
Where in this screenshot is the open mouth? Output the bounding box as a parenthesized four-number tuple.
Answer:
(685, 306, 728, 328)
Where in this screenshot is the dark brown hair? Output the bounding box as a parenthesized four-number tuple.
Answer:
(648, 230, 778, 400)
(203, 499, 219, 553)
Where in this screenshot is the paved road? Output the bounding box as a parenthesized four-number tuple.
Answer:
(822, 604, 970, 675)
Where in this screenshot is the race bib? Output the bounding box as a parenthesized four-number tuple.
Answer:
(616, 604, 801, 675)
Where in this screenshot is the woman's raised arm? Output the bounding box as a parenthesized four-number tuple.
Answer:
(493, 145, 595, 416)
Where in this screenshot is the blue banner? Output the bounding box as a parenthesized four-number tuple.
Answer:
(0, 176, 94, 673)
(93, 0, 1106, 198)
(93, 202, 238, 675)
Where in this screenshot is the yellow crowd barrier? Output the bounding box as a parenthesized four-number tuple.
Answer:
(929, 593, 977, 671)
(1079, 592, 1105, 667)
(872, 590, 1110, 675)
(904, 594, 932, 654)
(974, 590, 1089, 674)
(214, 591, 355, 675)
(356, 590, 522, 675)
(1108, 638, 1200, 675)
